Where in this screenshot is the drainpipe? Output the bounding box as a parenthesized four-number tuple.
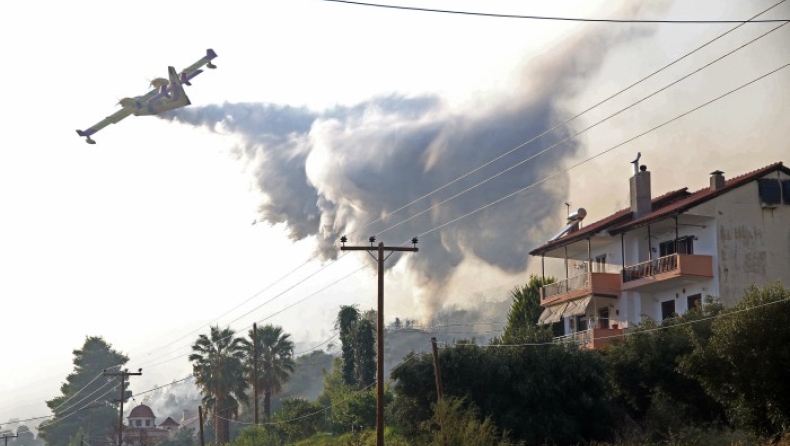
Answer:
(647, 225, 652, 260)
(674, 216, 679, 254)
(564, 246, 569, 280)
(620, 233, 626, 280)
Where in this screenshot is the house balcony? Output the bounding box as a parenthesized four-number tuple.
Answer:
(621, 253, 713, 292)
(540, 272, 621, 306)
(554, 326, 625, 350)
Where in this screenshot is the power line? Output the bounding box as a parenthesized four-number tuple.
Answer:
(313, 0, 789, 23)
(100, 0, 787, 375)
(418, 61, 790, 238)
(448, 296, 790, 348)
(343, 0, 787, 239)
(8, 6, 786, 424)
(373, 20, 790, 240)
(133, 49, 787, 370)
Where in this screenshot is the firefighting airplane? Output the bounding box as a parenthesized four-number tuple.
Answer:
(76, 49, 217, 144)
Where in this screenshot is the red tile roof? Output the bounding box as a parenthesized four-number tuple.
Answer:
(159, 417, 179, 427)
(529, 161, 787, 255)
(129, 404, 155, 419)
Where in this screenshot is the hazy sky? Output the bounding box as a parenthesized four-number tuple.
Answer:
(1, 0, 788, 430)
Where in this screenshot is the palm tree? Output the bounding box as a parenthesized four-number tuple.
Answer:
(189, 325, 249, 444)
(245, 324, 295, 420)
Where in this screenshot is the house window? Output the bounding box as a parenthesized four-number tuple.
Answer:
(758, 178, 781, 207)
(135, 420, 141, 427)
(598, 307, 610, 329)
(576, 315, 588, 331)
(145, 420, 151, 427)
(687, 293, 702, 311)
(661, 300, 676, 320)
(659, 236, 694, 257)
(594, 254, 607, 273)
(782, 180, 790, 205)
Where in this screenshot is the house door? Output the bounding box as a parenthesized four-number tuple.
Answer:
(598, 308, 610, 329)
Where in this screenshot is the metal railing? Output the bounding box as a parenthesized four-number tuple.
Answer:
(542, 273, 589, 300)
(622, 254, 678, 283)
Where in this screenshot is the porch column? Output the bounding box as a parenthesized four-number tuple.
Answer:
(541, 254, 545, 283)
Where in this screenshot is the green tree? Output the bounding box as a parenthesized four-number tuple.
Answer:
(273, 398, 324, 442)
(318, 358, 377, 433)
(335, 306, 377, 390)
(501, 275, 557, 343)
(189, 325, 249, 445)
(425, 398, 519, 446)
(40, 336, 129, 446)
(245, 324, 295, 420)
(391, 341, 615, 445)
(336, 306, 361, 386)
(603, 308, 727, 442)
(355, 318, 376, 389)
(680, 282, 790, 437)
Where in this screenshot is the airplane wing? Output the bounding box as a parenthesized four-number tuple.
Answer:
(178, 49, 217, 85)
(76, 107, 135, 144)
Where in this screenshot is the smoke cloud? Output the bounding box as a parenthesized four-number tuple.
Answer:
(159, 14, 664, 317)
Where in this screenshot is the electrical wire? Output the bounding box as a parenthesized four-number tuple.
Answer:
(372, 20, 790, 239)
(96, 0, 788, 375)
(132, 54, 789, 371)
(7, 4, 787, 424)
(417, 61, 790, 238)
(448, 296, 790, 348)
(313, 0, 790, 23)
(213, 346, 427, 426)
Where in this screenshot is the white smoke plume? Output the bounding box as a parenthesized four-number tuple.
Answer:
(159, 13, 666, 315)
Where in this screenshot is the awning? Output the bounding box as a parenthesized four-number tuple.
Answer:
(562, 296, 592, 318)
(538, 302, 567, 325)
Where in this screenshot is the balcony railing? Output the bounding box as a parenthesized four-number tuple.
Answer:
(622, 254, 678, 283)
(542, 273, 589, 300)
(554, 326, 626, 349)
(541, 271, 622, 303)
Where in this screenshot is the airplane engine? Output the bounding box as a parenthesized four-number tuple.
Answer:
(150, 78, 168, 88)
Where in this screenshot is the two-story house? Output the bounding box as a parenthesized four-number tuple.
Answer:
(529, 160, 790, 349)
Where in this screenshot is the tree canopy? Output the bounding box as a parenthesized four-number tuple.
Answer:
(40, 336, 129, 446)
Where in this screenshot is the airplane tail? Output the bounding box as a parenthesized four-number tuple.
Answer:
(206, 48, 217, 69)
(167, 66, 191, 106)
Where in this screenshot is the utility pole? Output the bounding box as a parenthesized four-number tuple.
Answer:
(103, 368, 142, 446)
(198, 406, 205, 446)
(430, 337, 444, 402)
(253, 322, 259, 425)
(2, 434, 18, 446)
(340, 235, 419, 446)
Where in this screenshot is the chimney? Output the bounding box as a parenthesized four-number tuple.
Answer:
(630, 164, 652, 219)
(710, 170, 725, 191)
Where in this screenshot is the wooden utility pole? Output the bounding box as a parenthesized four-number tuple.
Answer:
(253, 322, 259, 425)
(103, 368, 142, 446)
(430, 337, 444, 401)
(198, 406, 205, 446)
(340, 236, 419, 446)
